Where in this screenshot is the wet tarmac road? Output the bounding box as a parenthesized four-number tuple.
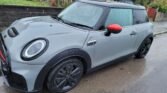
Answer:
(0, 34, 167, 93)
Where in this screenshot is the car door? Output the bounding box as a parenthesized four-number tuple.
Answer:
(87, 8, 137, 67)
(133, 9, 153, 51)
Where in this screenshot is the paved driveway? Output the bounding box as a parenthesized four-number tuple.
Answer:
(0, 34, 167, 93)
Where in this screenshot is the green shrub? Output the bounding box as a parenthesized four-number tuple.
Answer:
(135, 0, 151, 6)
(149, 2, 159, 8)
(149, 0, 167, 13)
(135, 0, 167, 13)
(55, 0, 73, 8)
(159, 5, 167, 13)
(0, 0, 49, 7)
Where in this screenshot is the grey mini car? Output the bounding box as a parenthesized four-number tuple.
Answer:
(0, 0, 153, 93)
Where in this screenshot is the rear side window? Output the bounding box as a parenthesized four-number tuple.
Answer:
(133, 9, 149, 24)
(105, 8, 133, 27)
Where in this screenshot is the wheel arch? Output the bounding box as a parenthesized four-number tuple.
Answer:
(145, 33, 154, 42)
(136, 33, 154, 52)
(33, 48, 92, 91)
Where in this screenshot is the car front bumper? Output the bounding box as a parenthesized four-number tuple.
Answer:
(0, 32, 45, 93)
(1, 60, 44, 93)
(1, 60, 28, 91)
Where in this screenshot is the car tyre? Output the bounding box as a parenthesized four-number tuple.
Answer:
(135, 38, 153, 58)
(47, 58, 84, 93)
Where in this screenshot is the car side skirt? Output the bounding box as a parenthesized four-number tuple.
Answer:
(86, 52, 135, 74)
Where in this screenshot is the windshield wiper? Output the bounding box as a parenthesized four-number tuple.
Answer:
(68, 22, 93, 29)
(52, 16, 93, 29)
(51, 16, 65, 23)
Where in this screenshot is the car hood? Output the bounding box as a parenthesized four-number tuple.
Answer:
(1, 16, 89, 56)
(9, 16, 86, 35)
(10, 16, 56, 33)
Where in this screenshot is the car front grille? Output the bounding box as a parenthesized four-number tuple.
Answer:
(0, 34, 7, 63)
(0, 33, 11, 73)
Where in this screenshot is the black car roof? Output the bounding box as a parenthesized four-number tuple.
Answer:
(79, 0, 145, 10)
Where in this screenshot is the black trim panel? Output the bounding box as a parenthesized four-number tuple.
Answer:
(86, 53, 134, 74)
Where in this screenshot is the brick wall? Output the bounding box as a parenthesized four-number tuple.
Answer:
(0, 5, 63, 29)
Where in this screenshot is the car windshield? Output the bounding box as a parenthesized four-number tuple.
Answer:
(57, 2, 104, 29)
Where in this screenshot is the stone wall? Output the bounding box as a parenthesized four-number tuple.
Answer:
(155, 12, 167, 22)
(0, 5, 63, 29)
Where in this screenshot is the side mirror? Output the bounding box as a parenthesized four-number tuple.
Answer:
(105, 24, 122, 36)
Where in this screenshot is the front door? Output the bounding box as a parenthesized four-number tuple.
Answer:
(88, 8, 137, 67)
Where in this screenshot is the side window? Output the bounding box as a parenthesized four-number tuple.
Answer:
(105, 8, 133, 27)
(133, 9, 149, 24)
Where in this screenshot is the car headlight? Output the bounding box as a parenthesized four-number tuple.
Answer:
(21, 39, 48, 60)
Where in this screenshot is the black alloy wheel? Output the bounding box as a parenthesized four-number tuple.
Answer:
(135, 38, 153, 58)
(47, 58, 84, 93)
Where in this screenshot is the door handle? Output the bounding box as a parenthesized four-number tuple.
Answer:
(87, 40, 97, 46)
(130, 31, 137, 35)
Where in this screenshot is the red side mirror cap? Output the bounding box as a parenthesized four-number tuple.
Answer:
(107, 24, 122, 34)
